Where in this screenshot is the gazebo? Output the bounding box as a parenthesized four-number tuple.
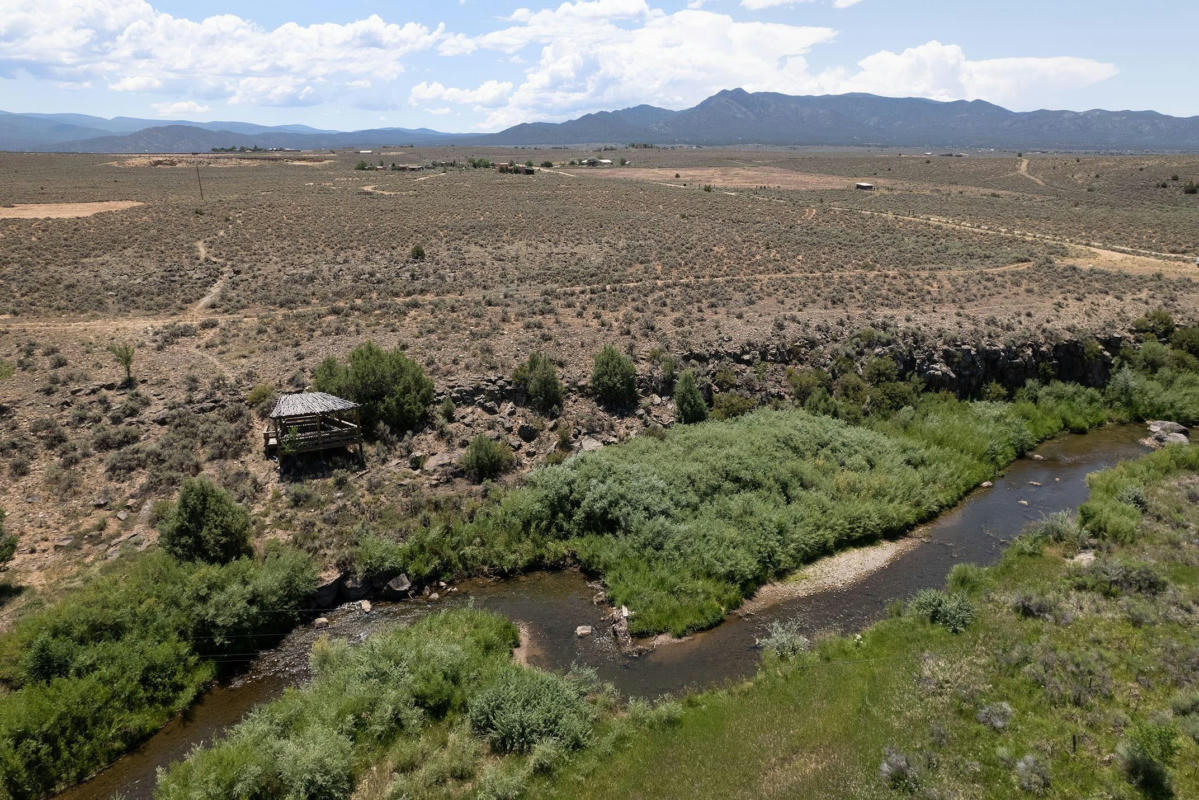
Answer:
(264, 391, 364, 464)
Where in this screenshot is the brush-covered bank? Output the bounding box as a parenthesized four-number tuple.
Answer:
(525, 444, 1199, 800)
(354, 369, 1194, 636)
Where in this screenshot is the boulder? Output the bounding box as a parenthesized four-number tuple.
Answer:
(360, 599, 372, 613)
(517, 423, 539, 442)
(313, 617, 330, 629)
(382, 573, 412, 599)
(580, 436, 602, 452)
(1148, 420, 1188, 435)
(575, 625, 593, 637)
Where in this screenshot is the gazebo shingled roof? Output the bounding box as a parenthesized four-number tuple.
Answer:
(269, 391, 359, 419)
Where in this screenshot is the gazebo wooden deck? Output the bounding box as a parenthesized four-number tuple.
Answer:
(264, 392, 364, 464)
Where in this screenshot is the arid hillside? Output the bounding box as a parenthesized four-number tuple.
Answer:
(1, 147, 1197, 593)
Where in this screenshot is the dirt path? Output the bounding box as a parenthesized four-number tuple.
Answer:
(191, 240, 231, 314)
(1016, 158, 1046, 186)
(826, 205, 1191, 273)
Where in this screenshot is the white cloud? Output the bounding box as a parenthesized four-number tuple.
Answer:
(446, 5, 836, 128)
(152, 100, 210, 116)
(833, 0, 863, 7)
(813, 41, 1117, 108)
(0, 1, 442, 107)
(740, 0, 816, 10)
(410, 80, 514, 108)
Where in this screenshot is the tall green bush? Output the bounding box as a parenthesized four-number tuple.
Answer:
(673, 370, 707, 424)
(312, 342, 434, 436)
(158, 478, 251, 564)
(514, 352, 564, 414)
(591, 345, 637, 408)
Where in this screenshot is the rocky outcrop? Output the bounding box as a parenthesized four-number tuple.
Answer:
(1141, 420, 1190, 449)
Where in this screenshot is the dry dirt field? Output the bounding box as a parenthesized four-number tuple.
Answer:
(1, 147, 1197, 594)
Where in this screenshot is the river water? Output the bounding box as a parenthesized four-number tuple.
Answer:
(57, 424, 1148, 800)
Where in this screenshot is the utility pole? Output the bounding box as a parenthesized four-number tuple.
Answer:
(195, 163, 205, 202)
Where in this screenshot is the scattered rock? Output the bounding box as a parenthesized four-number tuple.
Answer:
(580, 436, 602, 452)
(1031, 454, 1045, 461)
(313, 617, 330, 629)
(92, 496, 110, 508)
(116, 510, 129, 522)
(575, 625, 593, 637)
(359, 599, 372, 613)
(1027, 481, 1042, 487)
(52, 536, 75, 550)
(517, 423, 539, 442)
(980, 481, 993, 488)
(382, 573, 412, 599)
(1017, 499, 1030, 506)
(429, 592, 440, 602)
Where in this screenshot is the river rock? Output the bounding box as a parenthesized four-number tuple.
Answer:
(980, 481, 994, 488)
(429, 592, 440, 602)
(1031, 454, 1045, 461)
(1017, 500, 1030, 506)
(576, 625, 593, 637)
(1148, 420, 1187, 435)
(382, 573, 412, 599)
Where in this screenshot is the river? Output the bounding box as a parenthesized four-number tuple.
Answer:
(56, 424, 1148, 800)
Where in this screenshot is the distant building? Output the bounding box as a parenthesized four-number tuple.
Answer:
(855, 182, 875, 190)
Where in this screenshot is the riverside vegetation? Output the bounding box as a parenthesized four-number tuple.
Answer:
(142, 443, 1199, 799)
(0, 323, 1197, 796)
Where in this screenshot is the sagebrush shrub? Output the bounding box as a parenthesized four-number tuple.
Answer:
(468, 666, 591, 754)
(462, 436, 514, 483)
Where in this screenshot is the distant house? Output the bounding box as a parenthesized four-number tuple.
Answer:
(855, 182, 875, 190)
(579, 158, 613, 167)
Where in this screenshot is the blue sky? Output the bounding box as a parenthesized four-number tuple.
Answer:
(1, 0, 1194, 131)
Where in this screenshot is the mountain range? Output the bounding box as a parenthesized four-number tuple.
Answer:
(4, 89, 1199, 153)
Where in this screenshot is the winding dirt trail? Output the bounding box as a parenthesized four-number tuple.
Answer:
(1017, 157, 1046, 186)
(826, 205, 1191, 273)
(192, 240, 231, 314)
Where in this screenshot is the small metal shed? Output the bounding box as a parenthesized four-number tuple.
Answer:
(264, 391, 364, 464)
(855, 182, 875, 190)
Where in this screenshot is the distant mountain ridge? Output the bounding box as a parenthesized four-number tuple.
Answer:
(4, 90, 1199, 152)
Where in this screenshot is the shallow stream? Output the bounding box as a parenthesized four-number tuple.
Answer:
(57, 424, 1148, 800)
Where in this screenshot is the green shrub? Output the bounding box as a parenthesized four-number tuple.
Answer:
(468, 665, 591, 754)
(245, 383, 276, 418)
(673, 370, 707, 424)
(410, 243, 426, 260)
(463, 436, 514, 482)
(591, 345, 637, 408)
(909, 589, 975, 633)
(157, 478, 251, 564)
(758, 619, 810, 661)
(711, 392, 755, 420)
(514, 352, 564, 414)
(156, 609, 517, 800)
(1118, 721, 1178, 795)
(313, 342, 434, 436)
(786, 368, 828, 404)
